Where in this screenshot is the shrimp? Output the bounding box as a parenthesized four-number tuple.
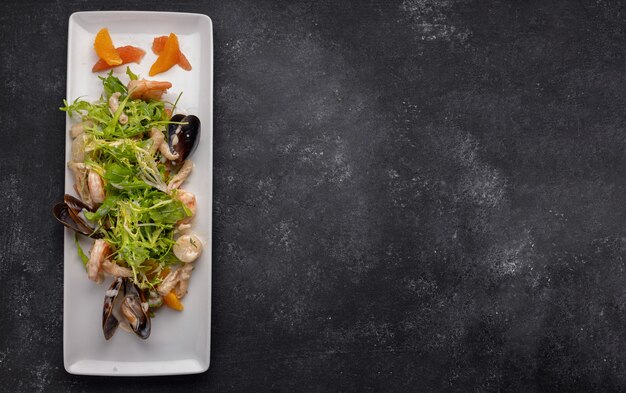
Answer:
(68, 136, 96, 207)
(88, 170, 105, 204)
(149, 127, 165, 155)
(69, 120, 93, 139)
(102, 259, 133, 278)
(157, 270, 180, 296)
(71, 133, 87, 163)
(174, 189, 196, 224)
(167, 160, 193, 192)
(87, 239, 110, 283)
(174, 223, 192, 236)
(68, 161, 92, 207)
(155, 263, 194, 299)
(159, 142, 179, 161)
(174, 263, 194, 299)
(149, 127, 179, 160)
(173, 233, 203, 263)
(109, 92, 128, 125)
(127, 79, 172, 101)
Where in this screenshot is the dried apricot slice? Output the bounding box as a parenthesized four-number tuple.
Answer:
(149, 33, 180, 76)
(163, 291, 184, 311)
(152, 36, 168, 54)
(93, 28, 122, 66)
(152, 35, 192, 71)
(177, 52, 192, 71)
(92, 45, 146, 72)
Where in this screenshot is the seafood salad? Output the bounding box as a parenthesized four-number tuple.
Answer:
(54, 68, 202, 340)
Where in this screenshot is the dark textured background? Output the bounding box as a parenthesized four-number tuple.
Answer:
(0, 0, 624, 391)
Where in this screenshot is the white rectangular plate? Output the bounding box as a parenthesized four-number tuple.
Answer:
(64, 11, 213, 376)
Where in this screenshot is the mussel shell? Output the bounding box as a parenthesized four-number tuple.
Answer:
(64, 194, 97, 234)
(102, 278, 124, 340)
(167, 114, 200, 165)
(52, 202, 102, 238)
(64, 193, 95, 213)
(121, 279, 151, 340)
(102, 278, 151, 340)
(66, 207, 93, 235)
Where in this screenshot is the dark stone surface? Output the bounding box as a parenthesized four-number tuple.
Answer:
(0, 0, 624, 391)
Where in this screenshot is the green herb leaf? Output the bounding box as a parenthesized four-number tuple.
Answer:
(149, 200, 189, 224)
(74, 234, 89, 267)
(103, 163, 147, 190)
(84, 195, 120, 222)
(99, 71, 127, 98)
(126, 66, 139, 81)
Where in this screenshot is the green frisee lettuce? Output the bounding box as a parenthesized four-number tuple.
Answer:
(61, 70, 190, 289)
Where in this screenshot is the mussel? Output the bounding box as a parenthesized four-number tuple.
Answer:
(167, 114, 200, 165)
(52, 197, 102, 238)
(64, 193, 95, 213)
(102, 277, 151, 340)
(102, 278, 123, 340)
(121, 278, 151, 339)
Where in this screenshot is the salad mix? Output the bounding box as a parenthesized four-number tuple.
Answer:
(54, 28, 202, 340)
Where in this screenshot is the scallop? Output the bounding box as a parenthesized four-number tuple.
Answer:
(173, 233, 203, 263)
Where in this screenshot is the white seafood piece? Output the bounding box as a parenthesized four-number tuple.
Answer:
(109, 92, 128, 125)
(88, 170, 105, 205)
(71, 133, 87, 163)
(149, 127, 165, 155)
(87, 239, 110, 283)
(173, 233, 202, 263)
(174, 263, 194, 299)
(69, 120, 93, 139)
(68, 161, 92, 207)
(159, 141, 179, 161)
(174, 223, 192, 236)
(102, 259, 132, 278)
(167, 160, 193, 192)
(157, 270, 180, 296)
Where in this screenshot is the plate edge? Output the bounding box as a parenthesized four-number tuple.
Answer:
(62, 10, 214, 376)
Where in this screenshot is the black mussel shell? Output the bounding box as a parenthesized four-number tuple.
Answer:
(52, 203, 102, 238)
(102, 278, 151, 340)
(167, 114, 200, 165)
(121, 279, 151, 340)
(64, 194, 95, 213)
(103, 278, 124, 340)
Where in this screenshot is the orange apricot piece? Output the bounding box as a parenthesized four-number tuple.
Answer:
(94, 28, 122, 66)
(177, 52, 192, 71)
(152, 36, 168, 54)
(163, 291, 184, 311)
(149, 33, 180, 76)
(92, 45, 146, 72)
(152, 35, 192, 71)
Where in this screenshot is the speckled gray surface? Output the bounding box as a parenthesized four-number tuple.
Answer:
(0, 0, 624, 391)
